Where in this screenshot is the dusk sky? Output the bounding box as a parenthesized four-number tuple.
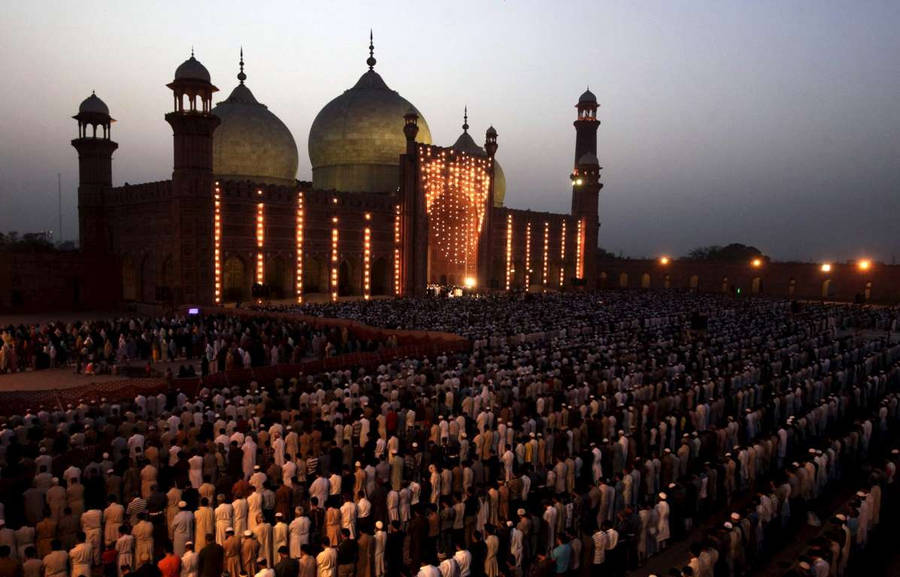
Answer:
(2, 1, 898, 262)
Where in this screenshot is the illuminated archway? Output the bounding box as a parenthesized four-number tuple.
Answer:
(641, 272, 651, 289)
(751, 277, 761, 294)
(689, 275, 699, 290)
(619, 272, 628, 288)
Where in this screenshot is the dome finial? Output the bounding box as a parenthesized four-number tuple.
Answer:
(191, 46, 194, 58)
(462, 106, 469, 133)
(238, 46, 246, 85)
(367, 29, 377, 70)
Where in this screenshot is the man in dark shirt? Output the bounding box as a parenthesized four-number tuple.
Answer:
(0, 546, 22, 577)
(336, 529, 358, 577)
(386, 521, 405, 577)
(197, 534, 224, 577)
(273, 546, 298, 577)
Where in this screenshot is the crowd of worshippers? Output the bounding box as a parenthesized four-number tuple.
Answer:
(0, 315, 381, 375)
(645, 435, 897, 577)
(0, 295, 899, 577)
(262, 292, 900, 342)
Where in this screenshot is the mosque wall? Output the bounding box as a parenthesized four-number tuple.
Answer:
(487, 207, 581, 291)
(0, 249, 120, 312)
(595, 258, 900, 304)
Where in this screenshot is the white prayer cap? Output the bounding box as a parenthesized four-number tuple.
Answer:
(517, 508, 526, 516)
(375, 521, 384, 529)
(658, 492, 667, 500)
(723, 522, 733, 530)
(243, 530, 253, 537)
(178, 501, 187, 508)
(730, 512, 740, 521)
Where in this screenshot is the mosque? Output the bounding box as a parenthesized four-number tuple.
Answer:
(71, 36, 602, 305)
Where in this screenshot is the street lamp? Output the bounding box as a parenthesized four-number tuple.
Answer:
(820, 263, 832, 273)
(751, 258, 763, 268)
(857, 259, 871, 271)
(659, 256, 670, 265)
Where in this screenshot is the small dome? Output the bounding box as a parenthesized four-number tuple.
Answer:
(78, 92, 109, 116)
(578, 88, 597, 104)
(213, 81, 298, 187)
(309, 38, 432, 193)
(175, 55, 211, 83)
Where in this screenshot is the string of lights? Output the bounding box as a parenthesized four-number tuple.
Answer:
(255, 193, 264, 294)
(542, 221, 550, 287)
(505, 214, 513, 291)
(213, 182, 221, 304)
(576, 218, 585, 279)
(363, 213, 371, 300)
(524, 222, 532, 289)
(295, 191, 304, 303)
(559, 219, 567, 287)
(331, 217, 339, 302)
(394, 204, 401, 296)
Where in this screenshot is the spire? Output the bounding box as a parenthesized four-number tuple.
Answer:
(367, 29, 377, 70)
(191, 46, 194, 58)
(238, 46, 246, 84)
(462, 106, 469, 133)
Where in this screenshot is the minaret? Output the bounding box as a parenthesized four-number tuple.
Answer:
(477, 126, 498, 289)
(72, 92, 117, 254)
(570, 88, 602, 287)
(164, 51, 220, 304)
(399, 107, 427, 296)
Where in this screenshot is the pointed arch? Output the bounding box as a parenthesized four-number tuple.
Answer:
(223, 255, 248, 302)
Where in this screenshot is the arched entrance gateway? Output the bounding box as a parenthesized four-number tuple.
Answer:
(339, 260, 353, 296)
(372, 257, 389, 295)
(223, 256, 247, 302)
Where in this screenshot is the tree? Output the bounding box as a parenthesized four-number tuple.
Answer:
(684, 243, 765, 262)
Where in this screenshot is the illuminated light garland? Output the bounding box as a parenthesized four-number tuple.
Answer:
(213, 182, 221, 304)
(524, 222, 532, 289)
(505, 214, 513, 291)
(559, 220, 567, 287)
(576, 218, 585, 279)
(418, 144, 491, 282)
(363, 213, 371, 300)
(394, 204, 401, 296)
(256, 197, 264, 296)
(331, 217, 339, 302)
(295, 191, 304, 303)
(542, 221, 550, 287)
